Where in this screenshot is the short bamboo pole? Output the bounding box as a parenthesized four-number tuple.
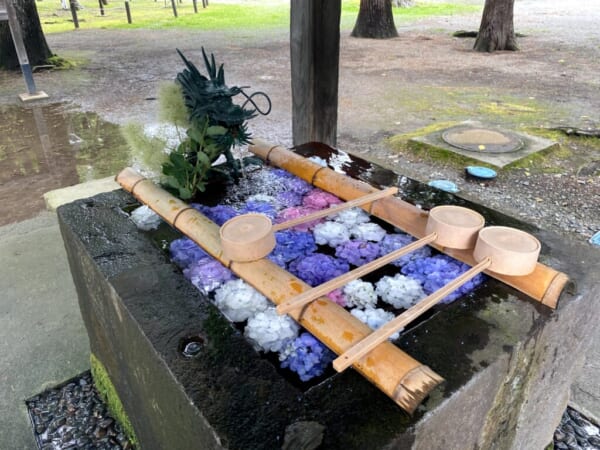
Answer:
(116, 168, 444, 414)
(249, 139, 569, 309)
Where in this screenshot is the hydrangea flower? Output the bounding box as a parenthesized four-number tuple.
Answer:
(350, 222, 387, 242)
(275, 206, 324, 232)
(331, 207, 371, 228)
(241, 200, 278, 219)
(279, 333, 335, 381)
(276, 191, 304, 208)
(350, 308, 401, 340)
(214, 279, 270, 322)
(130, 205, 162, 231)
(268, 170, 312, 196)
(379, 233, 432, 267)
(302, 188, 342, 210)
(191, 204, 238, 226)
(343, 280, 377, 309)
(401, 255, 486, 304)
(289, 254, 350, 287)
(184, 257, 234, 295)
(326, 289, 347, 307)
(272, 230, 317, 264)
(170, 237, 208, 269)
(270, 168, 295, 180)
(313, 221, 351, 247)
(335, 240, 381, 266)
(244, 307, 300, 352)
(375, 274, 425, 309)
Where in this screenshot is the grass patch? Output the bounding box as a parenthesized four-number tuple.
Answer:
(37, 0, 479, 34)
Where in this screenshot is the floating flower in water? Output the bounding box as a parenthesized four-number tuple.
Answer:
(350, 222, 387, 242)
(130, 205, 162, 231)
(184, 257, 234, 295)
(289, 254, 350, 287)
(375, 274, 424, 309)
(170, 237, 208, 269)
(335, 240, 380, 266)
(247, 194, 280, 209)
(343, 280, 378, 309)
(279, 332, 335, 381)
(401, 254, 486, 303)
(269, 170, 312, 196)
(326, 288, 347, 307)
(270, 168, 295, 179)
(275, 206, 323, 232)
(379, 233, 432, 267)
(241, 200, 278, 219)
(302, 188, 342, 210)
(277, 191, 304, 208)
(313, 221, 351, 247)
(331, 207, 371, 228)
(351, 308, 401, 340)
(272, 230, 317, 264)
(245, 307, 300, 352)
(192, 204, 238, 226)
(214, 279, 270, 322)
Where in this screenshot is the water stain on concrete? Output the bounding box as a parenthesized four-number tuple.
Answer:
(0, 103, 129, 226)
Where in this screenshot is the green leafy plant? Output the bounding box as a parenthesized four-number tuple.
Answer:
(160, 48, 270, 199)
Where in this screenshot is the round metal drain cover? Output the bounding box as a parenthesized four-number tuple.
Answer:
(442, 127, 523, 153)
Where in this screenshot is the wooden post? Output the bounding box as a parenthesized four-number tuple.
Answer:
(125, 1, 132, 23)
(69, 0, 79, 28)
(98, 0, 104, 16)
(290, 0, 341, 147)
(192, 0, 197, 13)
(170, 0, 177, 17)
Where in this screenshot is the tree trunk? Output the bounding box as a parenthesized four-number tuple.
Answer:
(474, 0, 518, 52)
(0, 0, 53, 70)
(352, 0, 398, 39)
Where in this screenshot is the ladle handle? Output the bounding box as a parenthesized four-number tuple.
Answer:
(271, 187, 398, 232)
(332, 256, 492, 372)
(276, 232, 438, 315)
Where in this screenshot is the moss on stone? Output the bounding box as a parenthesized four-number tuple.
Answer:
(90, 353, 139, 447)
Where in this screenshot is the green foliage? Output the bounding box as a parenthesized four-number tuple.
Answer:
(90, 354, 138, 448)
(121, 122, 169, 175)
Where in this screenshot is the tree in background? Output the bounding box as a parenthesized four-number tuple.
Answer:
(474, 0, 518, 52)
(351, 0, 398, 39)
(0, 0, 53, 70)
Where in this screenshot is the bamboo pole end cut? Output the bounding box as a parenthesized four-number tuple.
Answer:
(393, 365, 445, 414)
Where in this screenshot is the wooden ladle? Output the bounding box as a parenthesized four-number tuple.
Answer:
(332, 226, 541, 372)
(219, 187, 398, 262)
(276, 205, 485, 315)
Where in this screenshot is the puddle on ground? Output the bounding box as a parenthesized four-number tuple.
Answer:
(0, 103, 130, 226)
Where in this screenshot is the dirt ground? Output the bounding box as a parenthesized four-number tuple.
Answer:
(0, 0, 599, 242)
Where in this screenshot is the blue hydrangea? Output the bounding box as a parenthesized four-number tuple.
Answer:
(183, 257, 234, 294)
(241, 200, 278, 219)
(379, 233, 432, 267)
(335, 240, 381, 266)
(272, 230, 317, 264)
(401, 254, 486, 303)
(170, 237, 208, 269)
(288, 253, 350, 287)
(191, 204, 238, 225)
(277, 190, 304, 207)
(280, 333, 335, 381)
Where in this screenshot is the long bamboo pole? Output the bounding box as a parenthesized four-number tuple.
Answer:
(249, 139, 569, 309)
(116, 167, 443, 414)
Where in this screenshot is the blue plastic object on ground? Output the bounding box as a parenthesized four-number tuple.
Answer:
(428, 179, 459, 193)
(466, 166, 497, 180)
(590, 231, 600, 247)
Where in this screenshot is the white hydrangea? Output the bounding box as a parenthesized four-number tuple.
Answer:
(331, 207, 371, 227)
(351, 307, 401, 340)
(214, 279, 270, 322)
(350, 222, 387, 242)
(130, 205, 162, 231)
(375, 274, 424, 309)
(244, 307, 300, 352)
(343, 279, 377, 309)
(313, 221, 351, 247)
(247, 194, 279, 206)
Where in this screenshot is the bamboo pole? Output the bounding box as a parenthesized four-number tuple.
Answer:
(116, 168, 444, 414)
(249, 139, 569, 309)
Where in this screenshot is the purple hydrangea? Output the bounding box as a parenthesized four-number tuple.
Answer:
(170, 237, 208, 269)
(280, 333, 335, 381)
(272, 230, 317, 264)
(379, 233, 433, 267)
(191, 204, 238, 226)
(335, 240, 381, 266)
(183, 257, 234, 294)
(277, 191, 304, 208)
(288, 254, 350, 287)
(285, 177, 313, 196)
(270, 168, 295, 180)
(401, 254, 486, 303)
(241, 200, 278, 219)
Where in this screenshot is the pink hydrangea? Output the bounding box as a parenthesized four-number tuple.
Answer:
(302, 189, 342, 210)
(326, 289, 347, 307)
(275, 206, 324, 232)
